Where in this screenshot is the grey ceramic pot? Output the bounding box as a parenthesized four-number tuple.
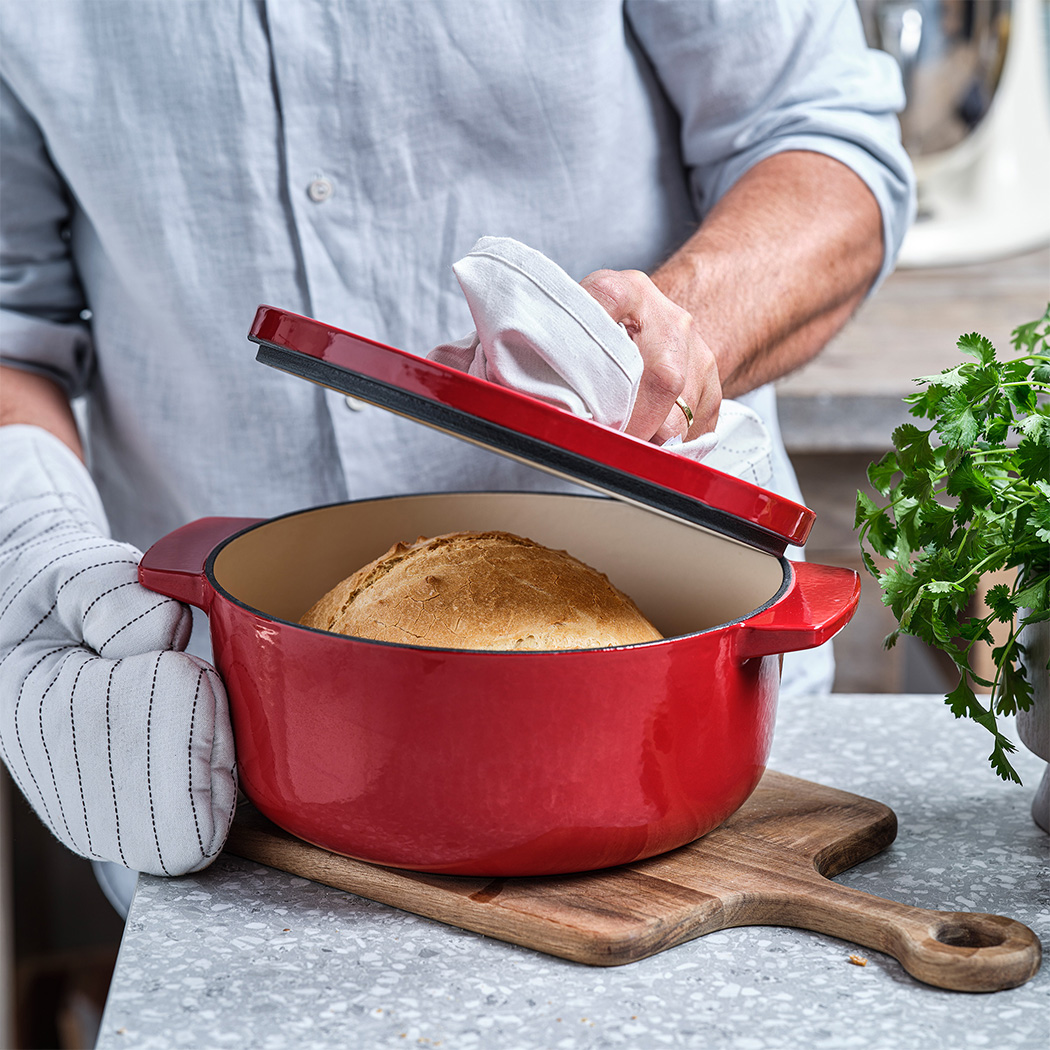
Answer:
(1016, 613, 1049, 832)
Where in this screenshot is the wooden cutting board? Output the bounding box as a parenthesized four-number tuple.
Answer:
(224, 770, 1040, 992)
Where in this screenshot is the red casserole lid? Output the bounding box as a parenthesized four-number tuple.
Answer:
(249, 305, 814, 556)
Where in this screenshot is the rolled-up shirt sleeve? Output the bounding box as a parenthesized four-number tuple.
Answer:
(625, 0, 916, 288)
(1, 77, 93, 396)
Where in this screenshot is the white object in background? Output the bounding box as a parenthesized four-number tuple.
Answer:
(899, 0, 1050, 267)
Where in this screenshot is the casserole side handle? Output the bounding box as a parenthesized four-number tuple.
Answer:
(138, 517, 263, 610)
(735, 562, 861, 658)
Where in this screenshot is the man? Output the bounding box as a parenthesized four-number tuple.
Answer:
(0, 1, 913, 907)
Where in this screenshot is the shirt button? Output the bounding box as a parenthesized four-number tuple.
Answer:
(345, 395, 365, 411)
(307, 178, 333, 203)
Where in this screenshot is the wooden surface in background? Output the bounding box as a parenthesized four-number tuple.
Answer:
(778, 247, 1050, 401)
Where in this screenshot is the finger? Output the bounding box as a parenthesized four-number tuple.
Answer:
(626, 302, 696, 440)
(581, 270, 693, 440)
(653, 396, 695, 446)
(653, 355, 723, 445)
(579, 268, 652, 335)
(629, 345, 688, 441)
(691, 372, 722, 435)
(581, 269, 727, 444)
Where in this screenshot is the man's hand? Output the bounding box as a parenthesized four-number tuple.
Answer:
(582, 151, 884, 442)
(579, 269, 722, 442)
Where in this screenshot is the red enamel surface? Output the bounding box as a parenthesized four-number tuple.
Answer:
(250, 305, 815, 549)
(735, 561, 863, 659)
(140, 511, 858, 876)
(206, 588, 779, 875)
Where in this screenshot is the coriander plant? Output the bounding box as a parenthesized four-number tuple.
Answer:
(857, 305, 1050, 782)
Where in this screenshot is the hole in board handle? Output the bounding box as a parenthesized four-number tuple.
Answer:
(933, 922, 1006, 950)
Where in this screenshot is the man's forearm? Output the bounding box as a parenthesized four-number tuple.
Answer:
(0, 365, 84, 459)
(652, 150, 884, 399)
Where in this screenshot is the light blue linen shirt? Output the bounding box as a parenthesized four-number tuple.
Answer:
(1, 3, 914, 911)
(1, 0, 912, 606)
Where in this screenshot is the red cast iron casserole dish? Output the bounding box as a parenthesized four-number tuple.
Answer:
(138, 307, 860, 877)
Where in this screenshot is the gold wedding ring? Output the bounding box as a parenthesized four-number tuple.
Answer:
(675, 396, 694, 427)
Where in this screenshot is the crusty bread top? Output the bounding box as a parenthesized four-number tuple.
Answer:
(299, 530, 662, 651)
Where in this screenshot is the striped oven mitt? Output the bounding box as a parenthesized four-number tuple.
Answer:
(0, 424, 237, 875)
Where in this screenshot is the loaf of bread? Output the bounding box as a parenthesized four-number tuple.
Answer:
(299, 530, 662, 650)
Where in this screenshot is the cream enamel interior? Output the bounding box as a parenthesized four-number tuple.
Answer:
(209, 492, 785, 641)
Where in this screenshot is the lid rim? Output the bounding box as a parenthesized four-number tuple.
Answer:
(256, 340, 793, 556)
(248, 305, 815, 554)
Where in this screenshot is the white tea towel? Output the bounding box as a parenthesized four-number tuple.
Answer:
(430, 237, 773, 487)
(0, 424, 237, 876)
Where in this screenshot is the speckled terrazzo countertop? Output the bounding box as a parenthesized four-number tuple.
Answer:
(96, 693, 1049, 1050)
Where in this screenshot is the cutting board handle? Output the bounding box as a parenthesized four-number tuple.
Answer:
(764, 870, 1042, 992)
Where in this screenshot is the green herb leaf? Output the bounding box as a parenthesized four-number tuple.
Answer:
(937, 391, 980, 448)
(915, 365, 967, 390)
(1031, 499, 1050, 545)
(855, 491, 898, 556)
(860, 549, 881, 580)
(1014, 579, 1047, 613)
(996, 644, 1034, 718)
(866, 452, 899, 495)
(1018, 415, 1049, 446)
(945, 457, 995, 506)
(957, 331, 997, 364)
(984, 583, 1016, 621)
(857, 304, 1050, 783)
